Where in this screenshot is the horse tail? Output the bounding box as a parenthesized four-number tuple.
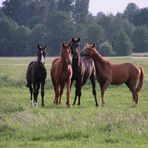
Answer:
(136, 67, 144, 93)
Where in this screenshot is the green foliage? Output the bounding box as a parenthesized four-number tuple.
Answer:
(113, 30, 133, 56)
(0, 1, 148, 56)
(99, 41, 116, 56)
(132, 26, 148, 52)
(85, 23, 105, 48)
(72, 0, 89, 24)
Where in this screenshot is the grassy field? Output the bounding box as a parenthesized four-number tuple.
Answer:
(0, 57, 148, 148)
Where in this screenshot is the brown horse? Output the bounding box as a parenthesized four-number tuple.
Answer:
(50, 43, 72, 108)
(81, 43, 144, 106)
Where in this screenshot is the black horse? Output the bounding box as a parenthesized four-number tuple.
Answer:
(69, 38, 98, 106)
(26, 45, 47, 107)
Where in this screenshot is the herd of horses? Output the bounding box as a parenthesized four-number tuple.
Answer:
(26, 38, 144, 108)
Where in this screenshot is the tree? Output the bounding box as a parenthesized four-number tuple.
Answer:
(99, 41, 116, 56)
(46, 11, 75, 55)
(124, 3, 139, 23)
(30, 23, 48, 55)
(132, 26, 148, 52)
(113, 30, 133, 56)
(13, 25, 31, 56)
(84, 23, 105, 48)
(0, 15, 18, 56)
(57, 0, 74, 13)
(72, 0, 89, 24)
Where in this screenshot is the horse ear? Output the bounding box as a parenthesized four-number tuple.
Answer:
(68, 43, 71, 48)
(44, 45, 47, 50)
(72, 37, 75, 42)
(62, 43, 66, 48)
(77, 37, 80, 42)
(92, 43, 95, 48)
(37, 45, 41, 50)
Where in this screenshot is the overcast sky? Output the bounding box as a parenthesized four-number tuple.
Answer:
(89, 0, 148, 15)
(0, 0, 147, 15)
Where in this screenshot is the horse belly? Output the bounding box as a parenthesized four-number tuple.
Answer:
(111, 73, 128, 85)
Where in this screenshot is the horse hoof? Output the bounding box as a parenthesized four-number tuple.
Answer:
(67, 105, 70, 108)
(34, 102, 38, 107)
(30, 100, 33, 106)
(96, 104, 99, 107)
(102, 103, 105, 107)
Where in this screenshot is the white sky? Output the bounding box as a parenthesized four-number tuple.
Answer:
(0, 0, 148, 15)
(89, 0, 148, 15)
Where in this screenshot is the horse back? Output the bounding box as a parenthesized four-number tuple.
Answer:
(81, 56, 96, 84)
(111, 63, 141, 84)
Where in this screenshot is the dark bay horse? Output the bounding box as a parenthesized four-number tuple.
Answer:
(69, 38, 98, 106)
(50, 43, 72, 108)
(26, 45, 47, 107)
(81, 43, 144, 106)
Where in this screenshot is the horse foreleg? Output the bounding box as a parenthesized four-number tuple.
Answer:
(41, 80, 45, 107)
(66, 80, 71, 108)
(33, 82, 40, 107)
(59, 83, 65, 104)
(55, 84, 60, 105)
(101, 80, 110, 107)
(90, 74, 98, 107)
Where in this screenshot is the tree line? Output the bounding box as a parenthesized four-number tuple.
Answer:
(0, 0, 148, 56)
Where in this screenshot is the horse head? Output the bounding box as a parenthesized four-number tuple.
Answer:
(81, 43, 95, 57)
(37, 45, 47, 64)
(70, 37, 80, 58)
(61, 43, 72, 65)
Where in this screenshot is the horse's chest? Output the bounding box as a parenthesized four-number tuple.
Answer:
(33, 68, 46, 81)
(72, 69, 81, 80)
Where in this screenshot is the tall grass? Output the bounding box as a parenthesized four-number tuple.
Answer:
(0, 57, 148, 147)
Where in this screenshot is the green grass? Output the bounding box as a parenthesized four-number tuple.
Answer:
(0, 57, 148, 148)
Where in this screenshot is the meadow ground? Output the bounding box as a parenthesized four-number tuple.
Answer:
(0, 57, 148, 148)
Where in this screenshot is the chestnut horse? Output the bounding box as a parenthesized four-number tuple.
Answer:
(50, 43, 72, 108)
(69, 38, 98, 106)
(81, 43, 144, 106)
(26, 45, 47, 107)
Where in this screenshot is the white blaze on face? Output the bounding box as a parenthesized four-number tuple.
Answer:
(41, 51, 45, 64)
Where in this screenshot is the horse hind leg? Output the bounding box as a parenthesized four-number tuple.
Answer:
(125, 77, 139, 106)
(66, 80, 71, 108)
(59, 83, 65, 104)
(55, 85, 60, 105)
(33, 82, 40, 107)
(90, 73, 98, 107)
(73, 81, 79, 105)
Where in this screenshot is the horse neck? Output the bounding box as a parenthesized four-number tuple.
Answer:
(61, 59, 69, 70)
(36, 58, 44, 68)
(92, 49, 105, 64)
(72, 55, 80, 68)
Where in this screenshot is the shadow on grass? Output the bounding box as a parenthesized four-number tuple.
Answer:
(31, 131, 89, 141)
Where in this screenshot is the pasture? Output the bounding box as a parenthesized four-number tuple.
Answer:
(0, 57, 148, 148)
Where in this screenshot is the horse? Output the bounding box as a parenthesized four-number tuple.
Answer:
(50, 43, 72, 108)
(81, 43, 144, 106)
(69, 38, 98, 106)
(26, 45, 47, 107)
